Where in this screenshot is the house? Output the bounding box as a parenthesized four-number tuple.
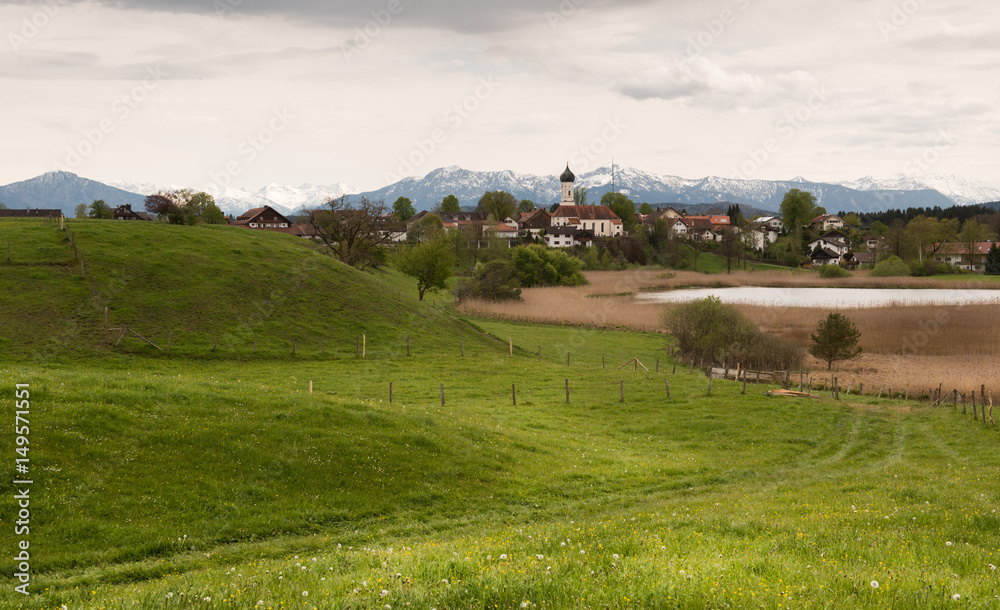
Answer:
(664, 217, 689, 239)
(517, 208, 551, 237)
(549, 163, 624, 237)
(811, 248, 843, 266)
(822, 229, 848, 241)
(811, 214, 844, 232)
(0, 209, 62, 219)
(684, 217, 717, 242)
(864, 235, 885, 252)
(486, 222, 519, 239)
(231, 206, 292, 230)
(808, 237, 848, 256)
(755, 216, 784, 232)
(751, 222, 780, 245)
(844, 251, 875, 269)
(933, 242, 999, 273)
(113, 204, 154, 221)
(544, 226, 594, 248)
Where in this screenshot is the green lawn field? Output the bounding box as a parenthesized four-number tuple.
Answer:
(1, 219, 998, 608)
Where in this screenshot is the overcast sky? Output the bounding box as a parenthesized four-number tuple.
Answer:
(1, 0, 997, 192)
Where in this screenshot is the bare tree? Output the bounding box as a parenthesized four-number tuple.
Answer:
(310, 195, 393, 270)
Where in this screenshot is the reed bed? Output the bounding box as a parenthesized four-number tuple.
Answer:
(458, 270, 1000, 396)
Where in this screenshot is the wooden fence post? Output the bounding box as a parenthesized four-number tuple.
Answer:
(665, 379, 670, 399)
(952, 389, 957, 409)
(104, 306, 109, 330)
(407, 335, 411, 357)
(309, 380, 313, 394)
(603, 356, 605, 369)
(962, 392, 967, 414)
(362, 334, 366, 358)
(509, 337, 513, 357)
(389, 381, 393, 404)
(440, 383, 445, 407)
(565, 379, 569, 404)
(620, 380, 624, 403)
(512, 383, 517, 407)
(672, 362, 676, 375)
(834, 377, 838, 400)
(799, 371, 803, 391)
(461, 341, 465, 357)
(877, 384, 885, 398)
(741, 372, 746, 395)
(707, 375, 712, 396)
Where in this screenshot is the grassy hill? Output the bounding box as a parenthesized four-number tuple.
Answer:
(0, 218, 492, 360)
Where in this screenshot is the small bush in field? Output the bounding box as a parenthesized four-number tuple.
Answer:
(818, 264, 850, 278)
(870, 255, 910, 277)
(663, 296, 804, 369)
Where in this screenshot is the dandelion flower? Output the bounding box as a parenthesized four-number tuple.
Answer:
(947, 541, 953, 546)
(536, 554, 544, 560)
(871, 581, 879, 589)
(499, 554, 507, 560)
(521, 602, 529, 608)
(580, 550, 585, 555)
(613, 554, 620, 560)
(952, 593, 961, 601)
(381, 589, 389, 598)
(302, 591, 309, 597)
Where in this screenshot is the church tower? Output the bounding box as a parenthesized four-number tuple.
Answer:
(559, 163, 576, 206)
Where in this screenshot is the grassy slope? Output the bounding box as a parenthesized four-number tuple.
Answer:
(0, 218, 487, 359)
(1, 220, 998, 608)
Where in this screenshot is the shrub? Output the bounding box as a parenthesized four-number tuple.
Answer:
(663, 297, 804, 370)
(511, 245, 586, 287)
(870, 255, 911, 277)
(454, 260, 522, 302)
(818, 264, 850, 278)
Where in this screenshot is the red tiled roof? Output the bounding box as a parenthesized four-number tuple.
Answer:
(552, 205, 622, 222)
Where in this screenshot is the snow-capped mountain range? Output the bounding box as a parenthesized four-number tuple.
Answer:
(105, 180, 358, 217)
(3, 168, 998, 218)
(358, 165, 1000, 213)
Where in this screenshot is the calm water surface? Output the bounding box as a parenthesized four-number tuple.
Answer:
(638, 286, 1000, 308)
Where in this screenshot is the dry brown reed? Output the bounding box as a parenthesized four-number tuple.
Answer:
(458, 270, 1000, 397)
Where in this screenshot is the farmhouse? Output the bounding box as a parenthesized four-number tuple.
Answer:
(807, 236, 848, 256)
(933, 241, 999, 273)
(113, 204, 154, 221)
(811, 214, 844, 232)
(231, 206, 292, 230)
(755, 216, 784, 232)
(517, 208, 551, 237)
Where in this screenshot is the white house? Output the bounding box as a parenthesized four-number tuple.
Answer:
(544, 226, 594, 248)
(755, 216, 784, 232)
(808, 237, 848, 256)
(811, 214, 844, 232)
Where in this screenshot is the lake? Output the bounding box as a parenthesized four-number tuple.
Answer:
(637, 286, 1000, 308)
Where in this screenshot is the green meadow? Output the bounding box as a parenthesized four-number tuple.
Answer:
(1, 219, 998, 608)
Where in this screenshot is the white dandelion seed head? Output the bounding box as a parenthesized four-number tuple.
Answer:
(871, 581, 879, 589)
(500, 554, 507, 560)
(947, 541, 953, 546)
(952, 593, 961, 601)
(380, 589, 389, 598)
(613, 553, 620, 560)
(536, 554, 544, 560)
(302, 591, 309, 597)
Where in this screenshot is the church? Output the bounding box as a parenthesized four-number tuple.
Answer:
(549, 164, 623, 239)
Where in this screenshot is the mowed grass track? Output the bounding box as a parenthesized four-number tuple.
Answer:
(2, 319, 999, 608)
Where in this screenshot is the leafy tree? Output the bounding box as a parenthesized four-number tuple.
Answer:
(74, 203, 87, 219)
(408, 213, 444, 243)
(718, 227, 742, 273)
(143, 190, 216, 224)
(780, 189, 817, 233)
(870, 220, 888, 236)
(808, 312, 862, 370)
(842, 212, 862, 227)
(884, 218, 915, 260)
(600, 192, 636, 230)
(518, 199, 534, 214)
(639, 202, 654, 215)
(549, 202, 560, 213)
(906, 215, 958, 262)
(145, 192, 176, 219)
(392, 196, 416, 222)
(395, 235, 456, 301)
(477, 190, 517, 221)
(202, 203, 227, 225)
(88, 199, 113, 219)
(511, 244, 585, 287)
(310, 195, 393, 270)
(985, 243, 1000, 275)
(959, 219, 990, 270)
(440, 195, 461, 214)
(573, 186, 588, 205)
